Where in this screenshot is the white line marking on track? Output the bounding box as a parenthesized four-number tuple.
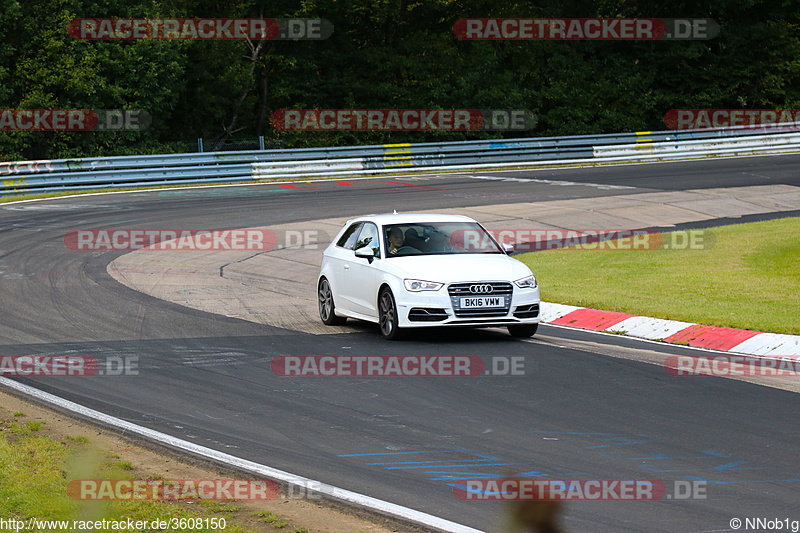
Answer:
(468, 175, 635, 190)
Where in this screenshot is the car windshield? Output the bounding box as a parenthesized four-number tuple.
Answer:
(383, 222, 504, 257)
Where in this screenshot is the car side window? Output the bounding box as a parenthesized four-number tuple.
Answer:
(354, 223, 380, 257)
(336, 222, 363, 250)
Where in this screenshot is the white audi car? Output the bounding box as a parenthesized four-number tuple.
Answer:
(317, 213, 540, 339)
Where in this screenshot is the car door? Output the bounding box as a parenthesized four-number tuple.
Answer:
(342, 222, 381, 317)
(326, 222, 363, 312)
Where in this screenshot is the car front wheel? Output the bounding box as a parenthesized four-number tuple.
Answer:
(508, 324, 538, 338)
(378, 288, 403, 340)
(318, 277, 347, 325)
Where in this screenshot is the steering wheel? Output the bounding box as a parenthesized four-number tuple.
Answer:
(394, 245, 422, 255)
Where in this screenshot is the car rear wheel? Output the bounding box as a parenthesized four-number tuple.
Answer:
(508, 324, 538, 338)
(379, 288, 403, 340)
(318, 277, 347, 325)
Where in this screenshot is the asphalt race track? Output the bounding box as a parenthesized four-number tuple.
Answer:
(2, 155, 800, 532)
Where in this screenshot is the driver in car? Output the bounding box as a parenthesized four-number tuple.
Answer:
(387, 227, 405, 254)
(387, 227, 424, 255)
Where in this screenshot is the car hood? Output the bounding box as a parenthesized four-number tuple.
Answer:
(383, 253, 532, 283)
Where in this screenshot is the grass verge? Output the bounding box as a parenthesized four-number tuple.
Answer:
(0, 410, 314, 533)
(516, 217, 800, 335)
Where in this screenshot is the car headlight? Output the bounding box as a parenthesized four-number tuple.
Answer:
(514, 275, 537, 289)
(403, 279, 444, 292)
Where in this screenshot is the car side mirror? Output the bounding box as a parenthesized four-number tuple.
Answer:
(354, 246, 376, 263)
(502, 242, 514, 254)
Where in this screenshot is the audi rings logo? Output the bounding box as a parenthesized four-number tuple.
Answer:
(469, 284, 494, 294)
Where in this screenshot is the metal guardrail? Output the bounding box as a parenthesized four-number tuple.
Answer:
(2, 125, 799, 197)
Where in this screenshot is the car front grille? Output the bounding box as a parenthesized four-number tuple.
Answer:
(448, 282, 513, 318)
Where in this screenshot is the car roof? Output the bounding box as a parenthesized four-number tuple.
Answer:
(346, 213, 476, 226)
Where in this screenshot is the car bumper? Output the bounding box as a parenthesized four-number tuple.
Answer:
(394, 287, 540, 328)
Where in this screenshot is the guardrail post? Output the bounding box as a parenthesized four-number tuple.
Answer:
(197, 138, 204, 153)
(259, 136, 265, 151)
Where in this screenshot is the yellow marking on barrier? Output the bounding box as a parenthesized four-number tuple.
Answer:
(3, 178, 27, 188)
(635, 131, 651, 135)
(384, 143, 412, 165)
(2, 178, 29, 198)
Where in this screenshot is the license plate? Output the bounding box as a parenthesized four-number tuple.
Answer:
(460, 296, 505, 308)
